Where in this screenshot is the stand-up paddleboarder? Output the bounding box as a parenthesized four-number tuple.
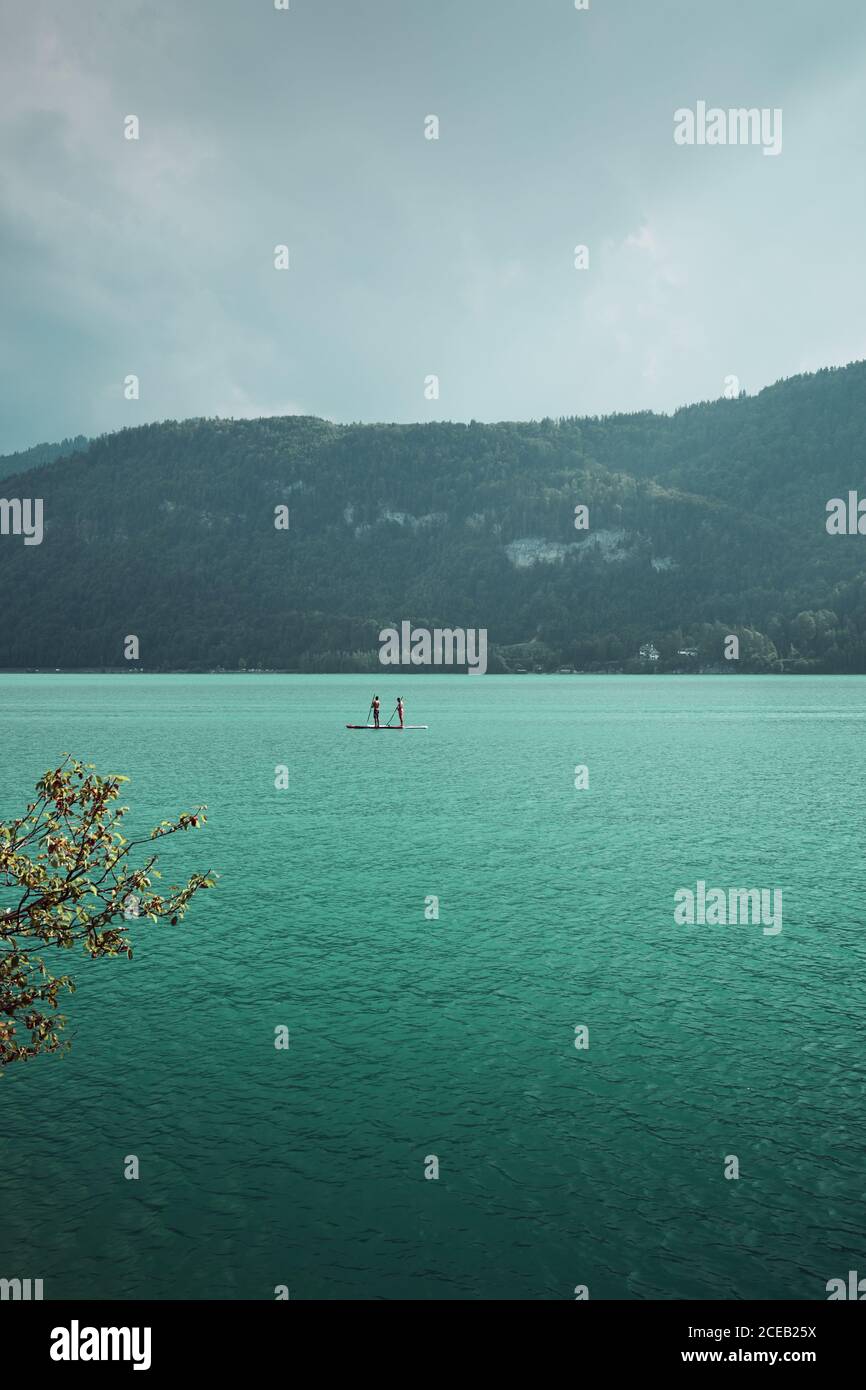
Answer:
(396, 696, 404, 728)
(371, 694, 380, 728)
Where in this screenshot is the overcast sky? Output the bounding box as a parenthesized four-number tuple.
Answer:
(1, 0, 865, 454)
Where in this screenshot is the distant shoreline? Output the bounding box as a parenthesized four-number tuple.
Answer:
(0, 668, 854, 678)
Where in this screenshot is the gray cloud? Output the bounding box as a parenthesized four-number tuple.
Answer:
(2, 0, 866, 452)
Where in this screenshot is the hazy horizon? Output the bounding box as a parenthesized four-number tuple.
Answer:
(9, 354, 866, 460)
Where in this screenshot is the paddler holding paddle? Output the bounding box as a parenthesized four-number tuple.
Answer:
(371, 694, 380, 728)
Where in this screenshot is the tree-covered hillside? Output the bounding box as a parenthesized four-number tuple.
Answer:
(2, 365, 866, 672)
(0, 436, 89, 483)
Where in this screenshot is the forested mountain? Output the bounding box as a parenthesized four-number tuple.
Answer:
(2, 364, 866, 672)
(0, 436, 89, 482)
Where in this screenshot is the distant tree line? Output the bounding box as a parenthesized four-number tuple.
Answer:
(2, 364, 866, 671)
(0, 435, 88, 483)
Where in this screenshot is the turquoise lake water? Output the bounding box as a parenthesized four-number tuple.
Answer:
(1, 674, 864, 1300)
